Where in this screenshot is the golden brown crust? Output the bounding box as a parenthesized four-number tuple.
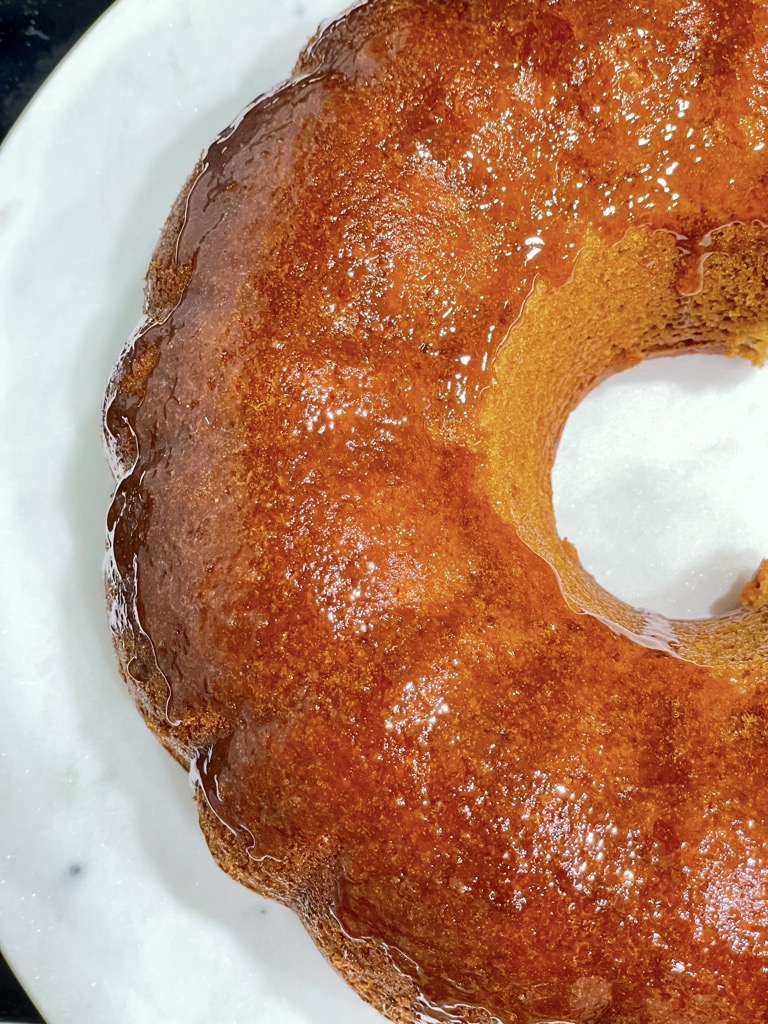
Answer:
(104, 1, 768, 1021)
(742, 561, 768, 612)
(145, 165, 201, 323)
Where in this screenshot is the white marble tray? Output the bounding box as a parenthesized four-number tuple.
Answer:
(2, 1, 768, 1023)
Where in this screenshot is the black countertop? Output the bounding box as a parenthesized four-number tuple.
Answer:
(1, 5, 113, 1019)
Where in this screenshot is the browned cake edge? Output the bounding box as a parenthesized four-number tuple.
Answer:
(102, 41, 431, 1024)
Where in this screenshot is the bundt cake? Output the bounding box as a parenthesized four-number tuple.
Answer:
(104, 0, 768, 1020)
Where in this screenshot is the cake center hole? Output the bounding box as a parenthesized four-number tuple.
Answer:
(552, 354, 768, 620)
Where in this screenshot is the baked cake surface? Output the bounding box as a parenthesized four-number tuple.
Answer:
(105, 1, 768, 1020)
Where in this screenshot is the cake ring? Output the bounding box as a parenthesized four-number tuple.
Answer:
(104, 0, 768, 1020)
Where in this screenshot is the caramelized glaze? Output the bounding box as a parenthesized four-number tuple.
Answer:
(105, 1, 768, 1020)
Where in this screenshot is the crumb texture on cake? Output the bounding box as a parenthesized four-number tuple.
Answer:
(104, 1, 768, 1021)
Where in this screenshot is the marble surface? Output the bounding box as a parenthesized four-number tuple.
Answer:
(1, 6, 112, 1019)
(554, 353, 768, 620)
(3, 1, 768, 1023)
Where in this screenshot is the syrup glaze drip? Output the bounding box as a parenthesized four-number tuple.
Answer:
(104, 1, 768, 1020)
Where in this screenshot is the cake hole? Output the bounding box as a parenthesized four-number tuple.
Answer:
(553, 354, 768, 620)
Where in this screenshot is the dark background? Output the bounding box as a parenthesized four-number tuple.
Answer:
(1, 4, 112, 1019)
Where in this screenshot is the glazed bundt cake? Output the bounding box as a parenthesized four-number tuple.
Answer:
(104, 0, 768, 1020)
